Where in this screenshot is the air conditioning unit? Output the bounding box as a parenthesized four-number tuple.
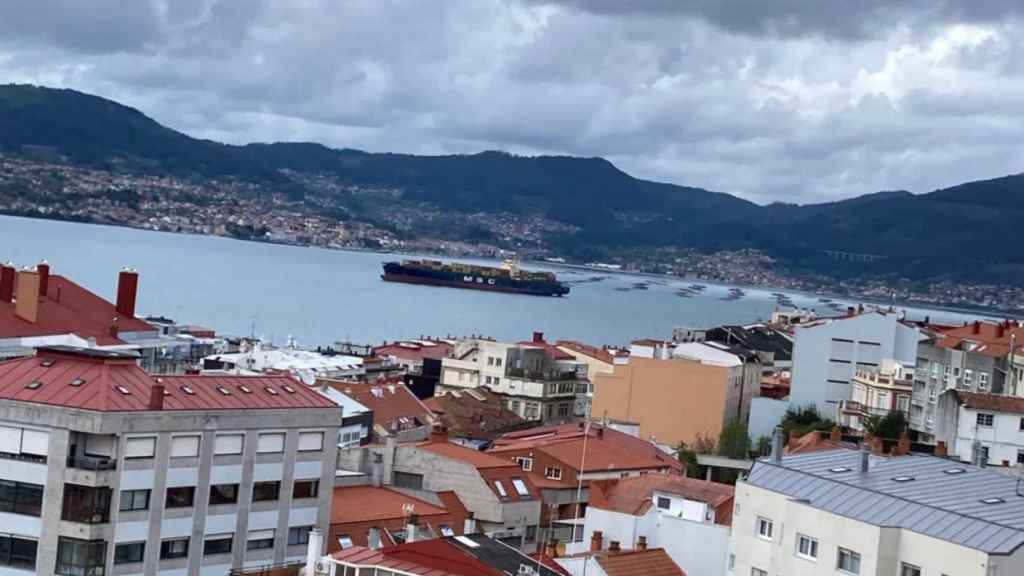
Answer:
(315, 560, 329, 575)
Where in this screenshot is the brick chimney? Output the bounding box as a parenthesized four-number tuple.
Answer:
(894, 431, 911, 456)
(149, 383, 165, 410)
(533, 331, 544, 343)
(829, 426, 842, 442)
(973, 320, 981, 335)
(14, 268, 40, 323)
(590, 530, 603, 552)
(935, 440, 948, 457)
(636, 536, 648, 551)
(608, 541, 621, 555)
(116, 268, 139, 318)
(36, 261, 49, 297)
(430, 424, 449, 443)
(871, 436, 884, 455)
(544, 538, 559, 558)
(0, 262, 14, 303)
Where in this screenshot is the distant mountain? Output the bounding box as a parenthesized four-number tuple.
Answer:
(2, 83, 1024, 284)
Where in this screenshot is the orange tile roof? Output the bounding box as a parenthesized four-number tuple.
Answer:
(424, 389, 526, 441)
(596, 549, 687, 576)
(331, 485, 450, 523)
(556, 340, 623, 364)
(417, 439, 515, 469)
(589, 474, 734, 519)
(321, 379, 433, 429)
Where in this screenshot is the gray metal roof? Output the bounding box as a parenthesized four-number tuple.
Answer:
(746, 449, 1024, 555)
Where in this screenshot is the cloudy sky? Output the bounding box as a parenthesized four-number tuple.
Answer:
(2, 0, 1024, 204)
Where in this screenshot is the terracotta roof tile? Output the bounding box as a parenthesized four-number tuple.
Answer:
(589, 474, 734, 520)
(957, 391, 1024, 415)
(331, 485, 450, 523)
(424, 389, 526, 441)
(596, 549, 687, 576)
(321, 379, 433, 430)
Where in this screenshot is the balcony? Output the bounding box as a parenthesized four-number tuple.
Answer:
(62, 485, 112, 525)
(840, 400, 909, 420)
(66, 455, 117, 471)
(506, 368, 578, 382)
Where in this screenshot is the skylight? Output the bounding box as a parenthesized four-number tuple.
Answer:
(25, 381, 42, 390)
(40, 359, 55, 368)
(829, 467, 852, 473)
(70, 378, 85, 387)
(980, 497, 1006, 505)
(943, 468, 967, 475)
(216, 386, 232, 396)
(265, 386, 279, 396)
(116, 386, 131, 395)
(892, 476, 915, 483)
(238, 385, 252, 394)
(281, 385, 296, 394)
(180, 385, 195, 395)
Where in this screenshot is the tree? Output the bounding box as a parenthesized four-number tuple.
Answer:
(781, 405, 835, 440)
(717, 419, 752, 459)
(863, 410, 908, 440)
(755, 435, 772, 457)
(675, 442, 700, 478)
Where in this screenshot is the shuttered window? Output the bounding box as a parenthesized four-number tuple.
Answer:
(297, 432, 323, 452)
(170, 435, 200, 458)
(214, 434, 244, 455)
(257, 433, 285, 454)
(125, 437, 156, 459)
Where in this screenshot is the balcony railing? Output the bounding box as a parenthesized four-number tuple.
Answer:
(67, 455, 117, 471)
(840, 401, 909, 419)
(228, 561, 304, 576)
(506, 368, 578, 382)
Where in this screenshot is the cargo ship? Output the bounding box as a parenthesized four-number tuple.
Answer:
(382, 259, 570, 296)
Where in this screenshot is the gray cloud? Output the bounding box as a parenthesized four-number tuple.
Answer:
(1, 0, 1023, 205)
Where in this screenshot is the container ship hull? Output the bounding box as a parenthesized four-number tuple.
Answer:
(382, 261, 570, 297)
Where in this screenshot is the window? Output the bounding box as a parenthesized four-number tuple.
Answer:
(57, 538, 106, 575)
(493, 377, 500, 386)
(246, 530, 275, 550)
(544, 467, 562, 480)
(0, 480, 44, 517)
(964, 369, 974, 385)
(120, 489, 150, 512)
(62, 484, 112, 524)
(125, 436, 156, 459)
(515, 457, 533, 471)
(525, 525, 538, 541)
(977, 413, 994, 427)
(496, 358, 502, 367)
(294, 480, 319, 499)
(288, 526, 313, 546)
(170, 435, 200, 458)
(257, 432, 285, 453)
(209, 484, 239, 506)
(558, 403, 570, 417)
(1018, 451, 1024, 465)
(728, 554, 735, 572)
(657, 496, 671, 510)
(203, 534, 233, 556)
(160, 538, 189, 560)
(980, 372, 990, 389)
(511, 478, 531, 497)
(756, 517, 773, 540)
(494, 480, 508, 498)
(214, 433, 244, 455)
(751, 569, 767, 576)
(901, 563, 921, 576)
(897, 395, 910, 413)
(338, 535, 354, 549)
(981, 446, 990, 462)
(114, 542, 145, 564)
(837, 548, 861, 574)
(488, 357, 494, 366)
(298, 431, 324, 452)
(930, 363, 939, 377)
(796, 534, 818, 560)
(252, 481, 280, 502)
(0, 535, 37, 570)
(392, 472, 424, 490)
(439, 524, 455, 537)
(165, 486, 196, 508)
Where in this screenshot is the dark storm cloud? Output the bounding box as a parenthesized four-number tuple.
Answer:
(0, 0, 1023, 204)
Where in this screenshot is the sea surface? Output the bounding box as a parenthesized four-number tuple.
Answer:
(0, 215, 987, 347)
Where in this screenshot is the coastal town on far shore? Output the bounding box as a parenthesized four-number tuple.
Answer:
(2, 259, 1024, 576)
(3, 153, 1022, 315)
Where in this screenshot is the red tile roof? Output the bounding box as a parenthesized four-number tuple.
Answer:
(555, 340, 624, 364)
(0, 348, 337, 412)
(332, 541, 503, 576)
(489, 423, 682, 479)
(424, 389, 526, 441)
(417, 439, 518, 469)
(374, 340, 453, 362)
(957, 391, 1024, 415)
(331, 486, 450, 523)
(321, 379, 433, 430)
(0, 273, 154, 345)
(589, 474, 734, 524)
(415, 436, 538, 501)
(596, 549, 687, 576)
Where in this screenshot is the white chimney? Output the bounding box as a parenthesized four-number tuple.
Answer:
(406, 514, 419, 543)
(368, 527, 382, 549)
(305, 528, 324, 576)
(463, 512, 477, 535)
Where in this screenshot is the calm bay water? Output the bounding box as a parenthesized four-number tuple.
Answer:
(0, 215, 984, 347)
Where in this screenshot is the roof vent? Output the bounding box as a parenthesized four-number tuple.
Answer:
(25, 381, 42, 390)
(238, 385, 253, 394)
(265, 386, 279, 396)
(40, 359, 56, 368)
(943, 468, 967, 475)
(180, 385, 195, 395)
(216, 386, 232, 396)
(281, 385, 296, 394)
(980, 497, 1006, 505)
(892, 476, 915, 483)
(70, 378, 86, 387)
(828, 467, 852, 473)
(116, 386, 132, 395)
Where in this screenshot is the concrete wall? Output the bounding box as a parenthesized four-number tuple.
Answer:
(591, 357, 729, 447)
(954, 405, 1024, 466)
(748, 397, 791, 442)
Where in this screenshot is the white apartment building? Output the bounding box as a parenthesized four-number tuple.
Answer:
(440, 334, 588, 424)
(0, 346, 340, 576)
(935, 390, 1024, 467)
(731, 443, 1024, 576)
(787, 311, 925, 418)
